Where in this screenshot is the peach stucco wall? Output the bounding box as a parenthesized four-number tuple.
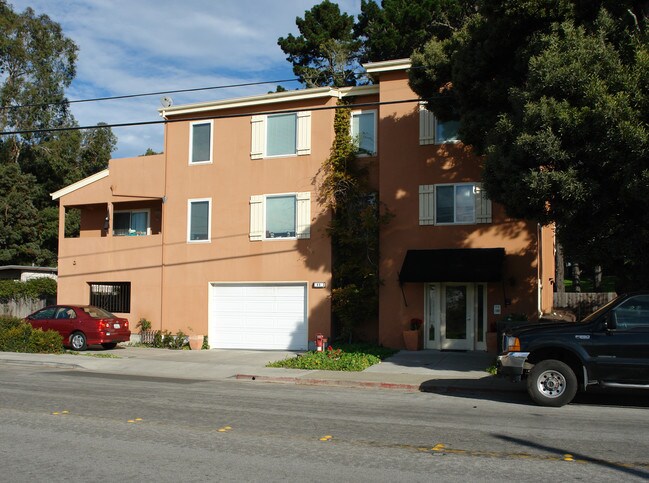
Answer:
(57, 156, 166, 327)
(58, 101, 335, 340)
(56, 70, 554, 350)
(158, 97, 335, 336)
(375, 70, 553, 349)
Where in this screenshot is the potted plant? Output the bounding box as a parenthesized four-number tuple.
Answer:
(186, 327, 204, 350)
(403, 318, 422, 351)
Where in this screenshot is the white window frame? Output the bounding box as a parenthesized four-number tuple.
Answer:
(350, 109, 377, 156)
(189, 120, 214, 165)
(419, 103, 460, 145)
(113, 209, 151, 236)
(187, 198, 212, 243)
(249, 192, 311, 241)
(251, 111, 311, 159)
(419, 183, 492, 226)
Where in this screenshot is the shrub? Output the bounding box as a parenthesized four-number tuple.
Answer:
(0, 278, 57, 302)
(267, 343, 395, 371)
(166, 330, 187, 350)
(136, 318, 152, 332)
(0, 316, 63, 353)
(152, 330, 164, 348)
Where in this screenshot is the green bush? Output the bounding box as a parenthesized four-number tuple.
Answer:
(0, 316, 63, 353)
(0, 278, 57, 302)
(166, 330, 187, 350)
(267, 343, 396, 371)
(141, 329, 188, 350)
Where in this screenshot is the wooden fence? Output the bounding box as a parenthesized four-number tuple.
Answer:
(0, 298, 49, 318)
(553, 292, 617, 320)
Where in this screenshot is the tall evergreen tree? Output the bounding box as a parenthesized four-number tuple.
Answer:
(0, 2, 117, 266)
(355, 0, 476, 62)
(409, 1, 649, 288)
(278, 0, 361, 87)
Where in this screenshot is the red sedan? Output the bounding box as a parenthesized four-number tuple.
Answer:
(25, 305, 131, 351)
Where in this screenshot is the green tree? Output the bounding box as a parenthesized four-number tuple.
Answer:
(278, 0, 361, 87)
(140, 147, 161, 156)
(0, 2, 117, 266)
(0, 2, 77, 161)
(0, 163, 43, 264)
(409, 1, 649, 288)
(355, 0, 476, 63)
(318, 102, 391, 341)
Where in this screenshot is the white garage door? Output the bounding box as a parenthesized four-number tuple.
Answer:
(209, 283, 308, 350)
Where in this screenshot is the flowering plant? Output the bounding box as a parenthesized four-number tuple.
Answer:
(410, 318, 423, 330)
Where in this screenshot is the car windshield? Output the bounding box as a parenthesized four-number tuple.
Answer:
(579, 296, 620, 323)
(82, 306, 117, 319)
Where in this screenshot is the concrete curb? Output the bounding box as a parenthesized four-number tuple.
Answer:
(0, 357, 81, 370)
(234, 373, 524, 394)
(236, 373, 422, 391)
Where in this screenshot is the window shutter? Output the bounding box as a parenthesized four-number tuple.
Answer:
(296, 111, 311, 156)
(419, 104, 435, 145)
(295, 192, 311, 239)
(250, 115, 266, 159)
(474, 184, 492, 224)
(419, 185, 435, 225)
(249, 195, 264, 240)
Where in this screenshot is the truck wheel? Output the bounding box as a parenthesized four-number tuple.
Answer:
(527, 359, 577, 407)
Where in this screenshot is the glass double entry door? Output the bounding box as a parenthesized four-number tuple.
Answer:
(425, 283, 487, 351)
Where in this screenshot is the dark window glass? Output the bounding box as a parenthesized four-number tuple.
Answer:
(89, 282, 131, 313)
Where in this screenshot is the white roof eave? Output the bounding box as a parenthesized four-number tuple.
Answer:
(51, 169, 109, 201)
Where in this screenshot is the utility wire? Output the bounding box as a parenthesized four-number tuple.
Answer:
(0, 97, 430, 136)
(0, 78, 303, 111)
(0, 65, 388, 111)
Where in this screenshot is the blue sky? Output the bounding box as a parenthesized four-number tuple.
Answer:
(9, 0, 362, 158)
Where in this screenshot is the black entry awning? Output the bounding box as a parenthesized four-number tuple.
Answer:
(399, 248, 505, 283)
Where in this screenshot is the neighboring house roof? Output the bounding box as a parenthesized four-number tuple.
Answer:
(0, 265, 57, 274)
(51, 169, 109, 200)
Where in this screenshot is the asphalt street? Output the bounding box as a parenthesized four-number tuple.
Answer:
(1, 363, 648, 482)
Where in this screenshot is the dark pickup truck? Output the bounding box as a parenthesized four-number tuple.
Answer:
(497, 292, 649, 406)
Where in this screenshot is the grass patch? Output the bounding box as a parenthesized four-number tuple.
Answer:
(486, 360, 498, 375)
(267, 343, 397, 372)
(81, 353, 121, 359)
(563, 276, 616, 292)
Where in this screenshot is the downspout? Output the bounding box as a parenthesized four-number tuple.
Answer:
(537, 223, 542, 316)
(159, 115, 169, 331)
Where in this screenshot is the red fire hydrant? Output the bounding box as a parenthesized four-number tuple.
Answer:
(315, 333, 324, 352)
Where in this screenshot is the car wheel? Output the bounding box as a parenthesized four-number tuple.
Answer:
(101, 342, 117, 349)
(69, 332, 87, 351)
(527, 359, 577, 407)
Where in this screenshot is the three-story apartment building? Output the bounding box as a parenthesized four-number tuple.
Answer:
(52, 59, 554, 351)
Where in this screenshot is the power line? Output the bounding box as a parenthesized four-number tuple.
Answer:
(0, 97, 429, 136)
(0, 62, 424, 112)
(0, 67, 383, 111)
(0, 78, 303, 111)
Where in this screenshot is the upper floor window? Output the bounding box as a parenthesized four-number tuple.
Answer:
(267, 113, 297, 156)
(113, 210, 149, 236)
(351, 110, 377, 155)
(251, 111, 311, 159)
(419, 183, 491, 225)
(249, 192, 311, 241)
(190, 120, 213, 164)
(419, 103, 460, 145)
(187, 198, 211, 242)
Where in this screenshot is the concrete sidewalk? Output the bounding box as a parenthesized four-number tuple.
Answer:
(0, 345, 524, 394)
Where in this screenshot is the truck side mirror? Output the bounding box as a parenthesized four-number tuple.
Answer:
(605, 313, 617, 331)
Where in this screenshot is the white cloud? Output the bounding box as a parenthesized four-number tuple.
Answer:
(8, 0, 362, 157)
